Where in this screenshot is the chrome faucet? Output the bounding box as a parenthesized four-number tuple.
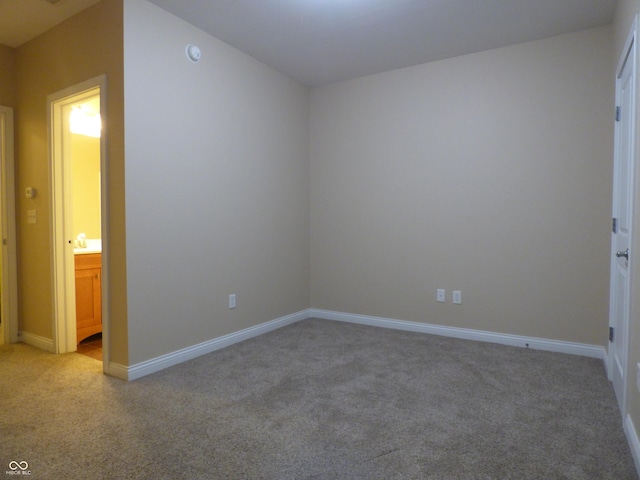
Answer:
(75, 233, 87, 249)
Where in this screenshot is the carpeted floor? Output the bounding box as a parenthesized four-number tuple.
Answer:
(0, 318, 637, 479)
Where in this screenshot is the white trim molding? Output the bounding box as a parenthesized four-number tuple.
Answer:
(20, 331, 55, 353)
(0, 106, 18, 346)
(625, 414, 640, 477)
(104, 362, 129, 381)
(310, 309, 606, 360)
(124, 310, 311, 381)
(118, 308, 606, 381)
(48, 76, 108, 356)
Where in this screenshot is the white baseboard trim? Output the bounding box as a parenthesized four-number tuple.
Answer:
(605, 347, 614, 381)
(20, 331, 55, 353)
(309, 309, 606, 360)
(624, 414, 640, 478)
(125, 309, 311, 381)
(104, 362, 129, 381)
(120, 308, 606, 381)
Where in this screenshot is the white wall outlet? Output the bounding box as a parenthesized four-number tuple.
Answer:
(27, 209, 37, 224)
(453, 290, 462, 304)
(437, 289, 446, 303)
(229, 294, 236, 309)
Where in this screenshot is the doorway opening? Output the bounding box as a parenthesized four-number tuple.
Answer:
(0, 106, 18, 346)
(49, 76, 109, 369)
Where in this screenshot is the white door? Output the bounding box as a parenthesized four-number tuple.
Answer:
(610, 25, 637, 416)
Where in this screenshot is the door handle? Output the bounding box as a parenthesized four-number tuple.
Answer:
(616, 248, 630, 260)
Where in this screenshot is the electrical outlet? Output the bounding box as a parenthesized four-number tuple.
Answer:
(437, 289, 445, 303)
(453, 291, 462, 304)
(229, 294, 236, 309)
(27, 209, 37, 224)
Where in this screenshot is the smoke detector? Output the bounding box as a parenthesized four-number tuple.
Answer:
(45, 0, 63, 4)
(185, 44, 201, 63)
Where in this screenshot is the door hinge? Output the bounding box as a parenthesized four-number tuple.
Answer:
(616, 106, 621, 122)
(610, 326, 615, 342)
(613, 217, 618, 233)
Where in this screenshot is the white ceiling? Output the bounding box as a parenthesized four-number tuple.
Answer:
(1, 0, 618, 87)
(146, 0, 618, 86)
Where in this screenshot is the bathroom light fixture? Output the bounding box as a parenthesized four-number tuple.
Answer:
(70, 106, 101, 138)
(185, 44, 201, 63)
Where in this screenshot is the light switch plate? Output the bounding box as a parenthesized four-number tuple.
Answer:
(453, 291, 462, 304)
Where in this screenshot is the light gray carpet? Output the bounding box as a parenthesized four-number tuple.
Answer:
(0, 318, 637, 479)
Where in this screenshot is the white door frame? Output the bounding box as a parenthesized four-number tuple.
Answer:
(609, 16, 639, 417)
(48, 75, 110, 369)
(0, 106, 19, 345)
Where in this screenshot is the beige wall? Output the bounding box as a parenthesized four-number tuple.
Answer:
(15, 0, 128, 363)
(614, 0, 640, 449)
(71, 133, 101, 239)
(123, 0, 310, 364)
(0, 44, 16, 107)
(310, 26, 613, 346)
(5, 0, 623, 384)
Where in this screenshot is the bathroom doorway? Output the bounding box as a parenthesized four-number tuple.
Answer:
(49, 76, 109, 368)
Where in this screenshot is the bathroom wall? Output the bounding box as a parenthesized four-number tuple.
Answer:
(71, 133, 101, 239)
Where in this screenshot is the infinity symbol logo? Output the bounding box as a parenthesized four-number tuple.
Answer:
(8, 461, 28, 471)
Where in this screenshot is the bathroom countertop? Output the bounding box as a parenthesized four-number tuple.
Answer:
(74, 248, 101, 255)
(74, 239, 101, 255)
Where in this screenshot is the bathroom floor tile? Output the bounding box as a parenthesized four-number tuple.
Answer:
(77, 333, 102, 362)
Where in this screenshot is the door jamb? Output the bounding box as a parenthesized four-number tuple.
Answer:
(0, 106, 18, 345)
(609, 16, 639, 418)
(48, 75, 110, 370)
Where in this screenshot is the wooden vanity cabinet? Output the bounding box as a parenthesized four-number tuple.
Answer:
(75, 253, 102, 344)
